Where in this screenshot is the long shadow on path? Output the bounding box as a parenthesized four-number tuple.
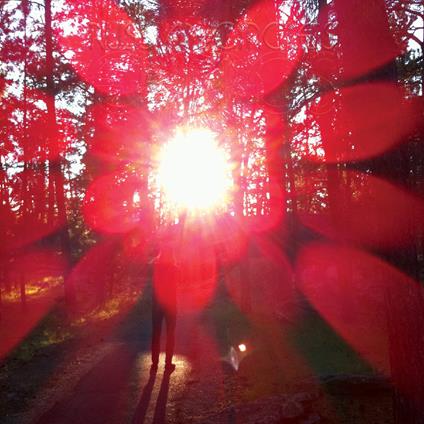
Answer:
(35, 343, 140, 424)
(35, 292, 153, 424)
(152, 370, 172, 424)
(131, 368, 173, 424)
(132, 369, 157, 423)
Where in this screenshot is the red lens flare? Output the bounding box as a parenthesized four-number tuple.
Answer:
(158, 0, 210, 19)
(179, 246, 217, 314)
(6, 176, 67, 250)
(167, 227, 218, 313)
(211, 214, 248, 265)
(310, 0, 406, 83)
(300, 83, 419, 163)
(224, 237, 295, 319)
(0, 249, 66, 360)
(222, 0, 303, 99)
(83, 171, 147, 235)
(153, 244, 179, 314)
(9, 249, 67, 283)
(55, 0, 147, 96)
(297, 242, 424, 384)
(241, 182, 286, 234)
(1, 88, 71, 163)
(88, 102, 152, 165)
(300, 170, 424, 248)
(68, 238, 146, 313)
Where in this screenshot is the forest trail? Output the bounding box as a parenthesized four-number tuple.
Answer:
(26, 309, 240, 424)
(2, 291, 392, 424)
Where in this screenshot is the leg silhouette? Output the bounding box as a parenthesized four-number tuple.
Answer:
(165, 311, 176, 368)
(151, 302, 163, 366)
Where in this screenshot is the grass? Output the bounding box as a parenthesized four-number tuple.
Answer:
(2, 277, 63, 304)
(288, 305, 375, 376)
(2, 306, 72, 365)
(205, 283, 374, 378)
(0, 306, 73, 417)
(202, 288, 252, 355)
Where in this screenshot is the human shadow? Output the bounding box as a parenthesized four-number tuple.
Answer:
(132, 367, 158, 423)
(152, 369, 172, 424)
(37, 344, 140, 424)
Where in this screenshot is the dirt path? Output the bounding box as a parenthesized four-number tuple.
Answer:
(18, 311, 321, 424)
(2, 291, 393, 424)
(10, 298, 254, 423)
(25, 313, 227, 424)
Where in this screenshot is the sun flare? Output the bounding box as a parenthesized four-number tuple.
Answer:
(157, 127, 233, 213)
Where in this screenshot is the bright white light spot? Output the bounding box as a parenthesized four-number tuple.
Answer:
(133, 192, 140, 204)
(238, 343, 247, 352)
(157, 127, 232, 212)
(64, 50, 75, 60)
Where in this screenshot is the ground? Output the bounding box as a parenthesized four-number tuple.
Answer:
(0, 283, 393, 423)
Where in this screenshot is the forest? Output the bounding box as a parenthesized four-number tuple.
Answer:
(0, 0, 423, 423)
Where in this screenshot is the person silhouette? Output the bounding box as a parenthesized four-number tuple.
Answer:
(151, 242, 179, 372)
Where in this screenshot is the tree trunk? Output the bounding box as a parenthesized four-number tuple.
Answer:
(44, 0, 73, 303)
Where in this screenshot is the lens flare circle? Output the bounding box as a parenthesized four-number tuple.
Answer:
(158, 127, 232, 212)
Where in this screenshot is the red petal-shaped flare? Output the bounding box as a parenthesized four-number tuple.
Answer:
(88, 101, 151, 164)
(1, 88, 70, 162)
(222, 0, 303, 99)
(211, 214, 248, 265)
(304, 83, 418, 162)
(83, 171, 147, 234)
(55, 0, 147, 96)
(224, 237, 294, 319)
(158, 0, 209, 19)
(9, 249, 67, 283)
(175, 234, 218, 313)
(242, 181, 286, 233)
(300, 171, 424, 248)
(297, 243, 424, 383)
(68, 238, 139, 308)
(6, 170, 66, 250)
(310, 0, 406, 83)
(0, 249, 66, 360)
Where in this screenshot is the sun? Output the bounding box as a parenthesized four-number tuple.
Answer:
(157, 127, 233, 213)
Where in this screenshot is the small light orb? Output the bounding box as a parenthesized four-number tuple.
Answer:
(238, 343, 247, 352)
